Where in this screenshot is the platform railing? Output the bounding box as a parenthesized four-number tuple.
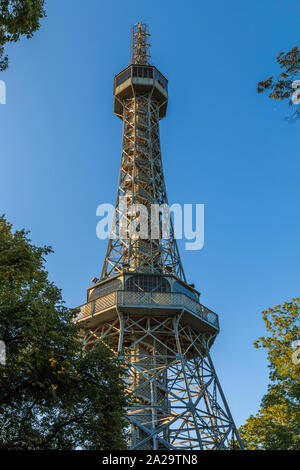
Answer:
(76, 290, 219, 329)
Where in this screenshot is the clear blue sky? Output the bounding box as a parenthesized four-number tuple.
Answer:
(1, 0, 299, 427)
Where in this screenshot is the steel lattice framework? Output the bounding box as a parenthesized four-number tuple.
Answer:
(75, 23, 244, 450)
(101, 93, 185, 281)
(82, 309, 243, 450)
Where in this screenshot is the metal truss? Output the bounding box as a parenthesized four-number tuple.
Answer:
(83, 312, 244, 450)
(101, 92, 185, 282)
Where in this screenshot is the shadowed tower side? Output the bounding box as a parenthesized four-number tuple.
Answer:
(131, 23, 151, 65)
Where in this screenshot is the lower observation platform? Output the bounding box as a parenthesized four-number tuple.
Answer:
(72, 273, 242, 450)
(74, 274, 219, 347)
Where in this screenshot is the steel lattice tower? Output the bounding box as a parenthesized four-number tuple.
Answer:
(75, 23, 244, 450)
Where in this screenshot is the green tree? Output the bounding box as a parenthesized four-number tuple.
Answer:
(239, 299, 300, 450)
(0, 0, 46, 71)
(0, 216, 128, 449)
(257, 46, 300, 120)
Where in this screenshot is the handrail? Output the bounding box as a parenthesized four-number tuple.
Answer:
(77, 290, 219, 329)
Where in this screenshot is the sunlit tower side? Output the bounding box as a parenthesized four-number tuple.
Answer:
(75, 23, 244, 450)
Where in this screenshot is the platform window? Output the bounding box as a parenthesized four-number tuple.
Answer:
(89, 279, 122, 301)
(147, 68, 153, 78)
(173, 281, 198, 301)
(154, 69, 168, 91)
(126, 275, 170, 293)
(132, 66, 153, 79)
(115, 68, 131, 88)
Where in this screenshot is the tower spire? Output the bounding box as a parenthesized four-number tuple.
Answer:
(131, 22, 151, 65)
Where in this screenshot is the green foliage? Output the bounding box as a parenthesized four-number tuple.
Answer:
(239, 300, 300, 450)
(257, 47, 300, 99)
(0, 216, 128, 449)
(257, 47, 300, 120)
(0, 0, 46, 70)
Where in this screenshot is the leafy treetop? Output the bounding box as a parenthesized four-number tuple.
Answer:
(0, 215, 128, 449)
(0, 0, 46, 71)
